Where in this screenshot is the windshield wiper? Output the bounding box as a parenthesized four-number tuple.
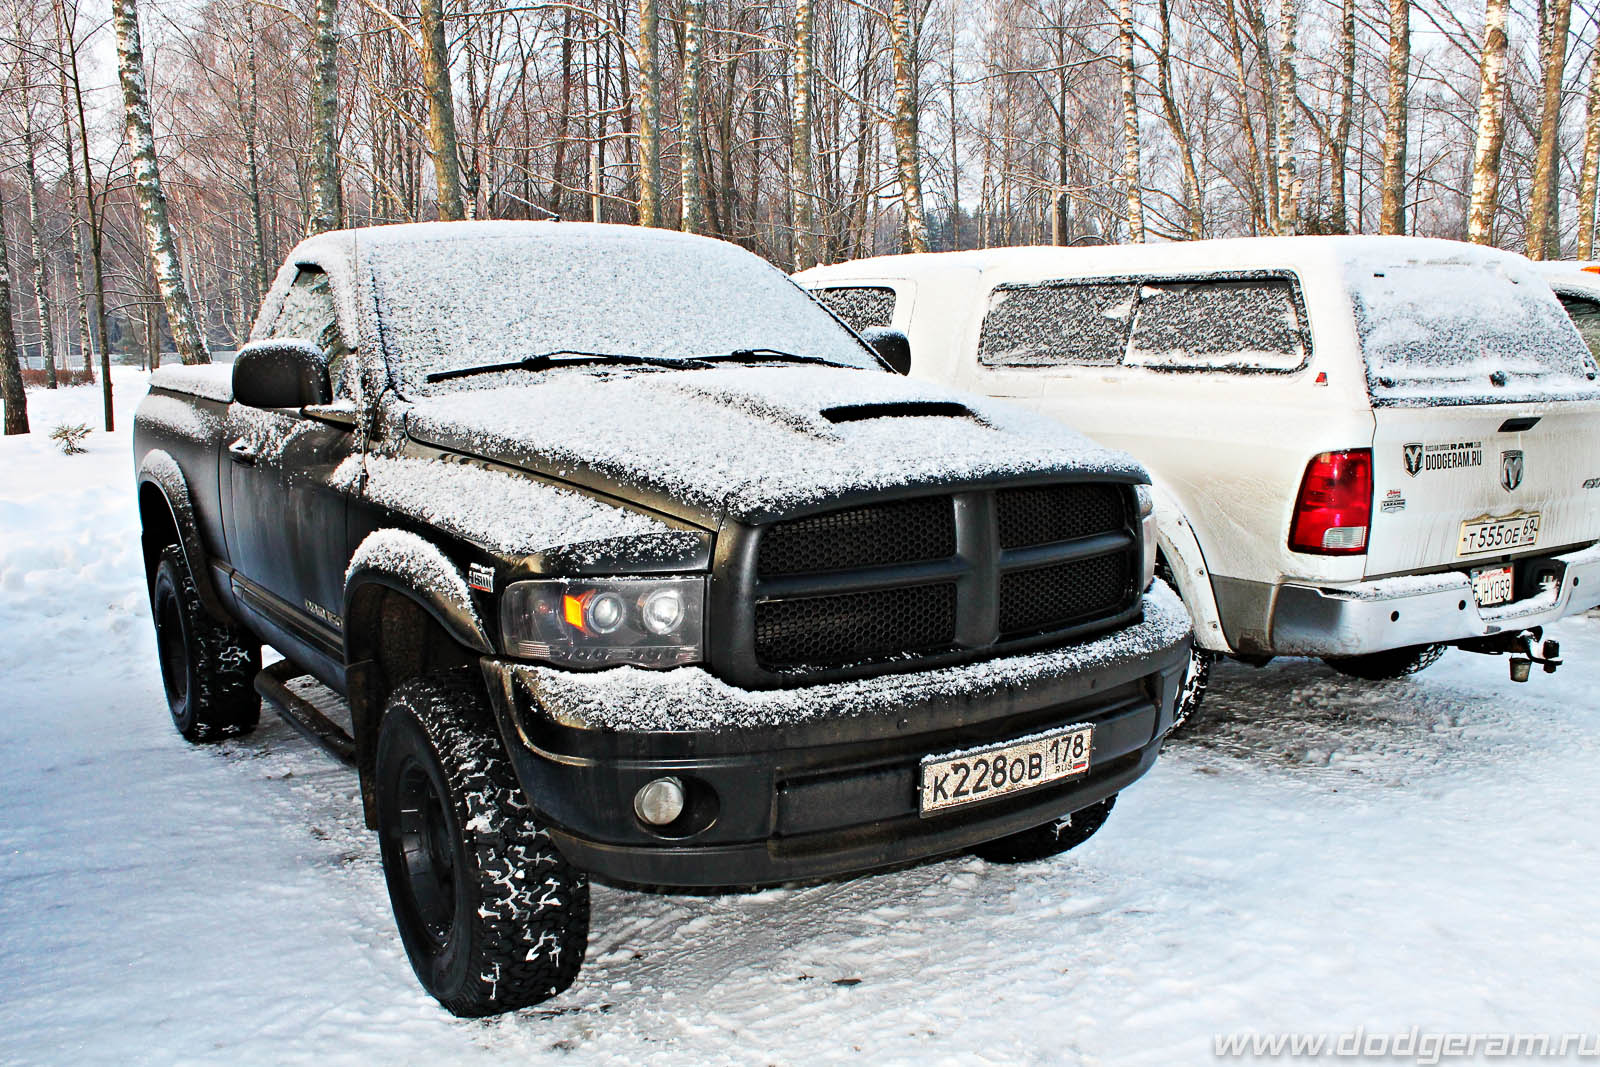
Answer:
(691, 348, 860, 369)
(425, 350, 708, 383)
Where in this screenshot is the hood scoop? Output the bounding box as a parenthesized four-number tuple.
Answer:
(820, 401, 977, 424)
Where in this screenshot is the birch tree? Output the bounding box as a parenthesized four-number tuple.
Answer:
(1379, 0, 1409, 234)
(636, 0, 661, 226)
(419, 0, 465, 220)
(888, 0, 930, 253)
(1578, 38, 1600, 258)
(0, 182, 25, 435)
(308, 0, 342, 233)
(1118, 0, 1146, 241)
(1331, 0, 1355, 232)
(113, 0, 210, 365)
(791, 0, 817, 267)
(1526, 0, 1573, 258)
(679, 0, 706, 234)
(1467, 0, 1510, 245)
(1155, 0, 1203, 238)
(1275, 0, 1299, 234)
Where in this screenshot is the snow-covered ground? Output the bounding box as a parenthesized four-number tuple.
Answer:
(3, 373, 1598, 1064)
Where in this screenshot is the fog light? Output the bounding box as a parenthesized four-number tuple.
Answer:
(634, 777, 686, 826)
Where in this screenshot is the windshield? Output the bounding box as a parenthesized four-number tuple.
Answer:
(363, 225, 878, 394)
(1348, 259, 1600, 407)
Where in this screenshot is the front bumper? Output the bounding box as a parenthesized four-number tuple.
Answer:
(1218, 541, 1600, 658)
(479, 586, 1193, 889)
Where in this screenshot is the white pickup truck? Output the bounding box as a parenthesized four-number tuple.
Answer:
(799, 236, 1600, 724)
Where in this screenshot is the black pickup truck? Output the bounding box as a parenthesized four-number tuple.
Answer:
(132, 221, 1191, 1016)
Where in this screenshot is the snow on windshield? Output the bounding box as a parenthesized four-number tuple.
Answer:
(358, 224, 876, 394)
(1348, 256, 1600, 407)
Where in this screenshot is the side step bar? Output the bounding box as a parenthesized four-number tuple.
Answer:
(255, 660, 357, 766)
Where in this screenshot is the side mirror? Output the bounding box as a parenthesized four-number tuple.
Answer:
(233, 339, 331, 409)
(861, 327, 912, 375)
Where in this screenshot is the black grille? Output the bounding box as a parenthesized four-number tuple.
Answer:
(758, 496, 955, 577)
(996, 485, 1128, 549)
(999, 553, 1131, 636)
(755, 584, 958, 670)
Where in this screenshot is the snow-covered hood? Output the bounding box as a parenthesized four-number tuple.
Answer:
(402, 364, 1146, 523)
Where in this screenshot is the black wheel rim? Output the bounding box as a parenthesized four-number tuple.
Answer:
(395, 757, 458, 950)
(155, 588, 190, 712)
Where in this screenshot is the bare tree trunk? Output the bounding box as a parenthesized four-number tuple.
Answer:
(51, 27, 94, 379)
(680, 0, 706, 234)
(419, 0, 465, 221)
(1118, 0, 1145, 242)
(21, 127, 58, 387)
(947, 0, 960, 251)
(1379, 0, 1409, 234)
(791, 0, 817, 266)
(113, 0, 210, 365)
(1155, 0, 1203, 238)
(0, 183, 26, 436)
(636, 0, 661, 226)
(58, 0, 114, 425)
(1468, 0, 1511, 245)
(1579, 37, 1600, 258)
(1221, 0, 1268, 233)
(308, 0, 342, 233)
(1275, 0, 1299, 234)
(888, 0, 930, 253)
(1527, 0, 1573, 258)
(1332, 0, 1355, 232)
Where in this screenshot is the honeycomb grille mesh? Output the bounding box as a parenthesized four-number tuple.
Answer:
(998, 553, 1130, 636)
(996, 485, 1128, 549)
(755, 584, 958, 670)
(757, 496, 955, 577)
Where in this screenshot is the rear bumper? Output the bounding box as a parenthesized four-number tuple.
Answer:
(479, 586, 1192, 889)
(1218, 541, 1600, 658)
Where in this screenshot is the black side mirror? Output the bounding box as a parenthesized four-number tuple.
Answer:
(233, 340, 331, 408)
(861, 327, 912, 375)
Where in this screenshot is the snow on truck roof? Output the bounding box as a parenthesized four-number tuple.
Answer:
(795, 235, 1545, 284)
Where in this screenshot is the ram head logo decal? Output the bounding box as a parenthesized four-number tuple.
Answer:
(1403, 443, 1424, 478)
(1500, 450, 1525, 493)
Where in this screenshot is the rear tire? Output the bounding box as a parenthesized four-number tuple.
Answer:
(375, 671, 589, 1017)
(1322, 644, 1446, 681)
(971, 796, 1116, 864)
(150, 545, 260, 741)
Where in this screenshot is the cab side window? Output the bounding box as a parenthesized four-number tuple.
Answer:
(816, 286, 897, 333)
(977, 282, 1136, 366)
(271, 268, 354, 397)
(1557, 294, 1600, 362)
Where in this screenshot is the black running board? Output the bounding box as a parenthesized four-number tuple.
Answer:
(255, 660, 357, 766)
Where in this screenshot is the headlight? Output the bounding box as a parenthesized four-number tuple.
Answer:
(1136, 485, 1158, 591)
(500, 577, 705, 667)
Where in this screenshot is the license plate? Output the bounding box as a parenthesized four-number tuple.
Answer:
(1457, 513, 1540, 556)
(919, 724, 1092, 816)
(1470, 564, 1515, 608)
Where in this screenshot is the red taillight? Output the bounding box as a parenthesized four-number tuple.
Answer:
(1290, 449, 1372, 555)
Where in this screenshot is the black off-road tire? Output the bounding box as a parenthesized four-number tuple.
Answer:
(1155, 558, 1212, 733)
(971, 795, 1117, 864)
(1168, 645, 1214, 734)
(375, 671, 589, 1017)
(1322, 644, 1446, 681)
(150, 545, 260, 741)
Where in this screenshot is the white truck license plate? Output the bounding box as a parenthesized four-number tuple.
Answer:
(1458, 513, 1540, 557)
(919, 724, 1092, 816)
(1470, 564, 1515, 608)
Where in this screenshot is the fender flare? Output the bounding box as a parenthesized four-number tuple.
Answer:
(137, 450, 229, 621)
(342, 528, 493, 660)
(1147, 482, 1231, 654)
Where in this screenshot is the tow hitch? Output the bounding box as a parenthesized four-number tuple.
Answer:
(1458, 627, 1563, 682)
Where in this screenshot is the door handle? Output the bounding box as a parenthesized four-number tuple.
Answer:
(228, 439, 258, 466)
